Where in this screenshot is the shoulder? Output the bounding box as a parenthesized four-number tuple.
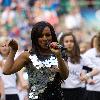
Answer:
(83, 48, 96, 57)
(21, 51, 30, 58)
(86, 48, 96, 53)
(16, 51, 30, 61)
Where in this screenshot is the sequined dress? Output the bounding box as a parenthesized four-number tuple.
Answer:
(26, 54, 64, 100)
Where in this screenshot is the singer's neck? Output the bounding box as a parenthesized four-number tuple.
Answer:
(39, 49, 52, 56)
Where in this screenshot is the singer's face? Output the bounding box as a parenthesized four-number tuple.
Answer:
(38, 27, 52, 49)
(63, 35, 74, 51)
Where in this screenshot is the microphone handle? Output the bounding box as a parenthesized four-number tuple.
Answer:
(48, 42, 66, 50)
(49, 42, 68, 61)
(57, 43, 66, 50)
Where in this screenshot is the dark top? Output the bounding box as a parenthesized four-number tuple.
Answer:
(26, 54, 64, 100)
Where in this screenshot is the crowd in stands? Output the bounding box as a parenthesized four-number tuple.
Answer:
(0, 0, 100, 100)
(0, 0, 99, 50)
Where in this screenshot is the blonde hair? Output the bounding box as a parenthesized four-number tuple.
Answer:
(0, 37, 9, 46)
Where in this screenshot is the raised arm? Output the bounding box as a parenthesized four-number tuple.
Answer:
(3, 40, 30, 74)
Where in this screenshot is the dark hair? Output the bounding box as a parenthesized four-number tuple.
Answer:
(31, 21, 57, 56)
(60, 32, 81, 63)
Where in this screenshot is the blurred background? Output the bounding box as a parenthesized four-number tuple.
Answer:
(0, 0, 100, 50)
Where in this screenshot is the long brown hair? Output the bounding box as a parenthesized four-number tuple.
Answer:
(91, 35, 97, 48)
(96, 32, 100, 52)
(60, 32, 81, 64)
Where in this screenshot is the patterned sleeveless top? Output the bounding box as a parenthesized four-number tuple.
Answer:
(26, 54, 63, 100)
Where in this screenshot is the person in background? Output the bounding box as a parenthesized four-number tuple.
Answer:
(0, 66, 5, 100)
(82, 32, 100, 100)
(79, 42, 90, 54)
(0, 37, 28, 100)
(59, 32, 99, 100)
(17, 68, 29, 100)
(3, 21, 69, 100)
(0, 37, 19, 100)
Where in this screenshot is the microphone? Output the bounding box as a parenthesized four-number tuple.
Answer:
(49, 42, 66, 50)
(48, 42, 68, 61)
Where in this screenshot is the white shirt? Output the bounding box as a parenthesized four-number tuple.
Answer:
(0, 55, 19, 94)
(0, 67, 3, 77)
(83, 48, 100, 91)
(61, 56, 96, 89)
(2, 73, 19, 94)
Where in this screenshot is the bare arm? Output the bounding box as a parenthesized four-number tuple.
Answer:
(3, 51, 30, 74)
(50, 42, 69, 80)
(2, 40, 30, 74)
(80, 68, 100, 81)
(0, 65, 5, 99)
(56, 53, 69, 80)
(0, 78, 4, 96)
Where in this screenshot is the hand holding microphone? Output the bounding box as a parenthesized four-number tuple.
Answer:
(49, 42, 61, 57)
(49, 42, 64, 49)
(49, 42, 68, 61)
(49, 42, 67, 59)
